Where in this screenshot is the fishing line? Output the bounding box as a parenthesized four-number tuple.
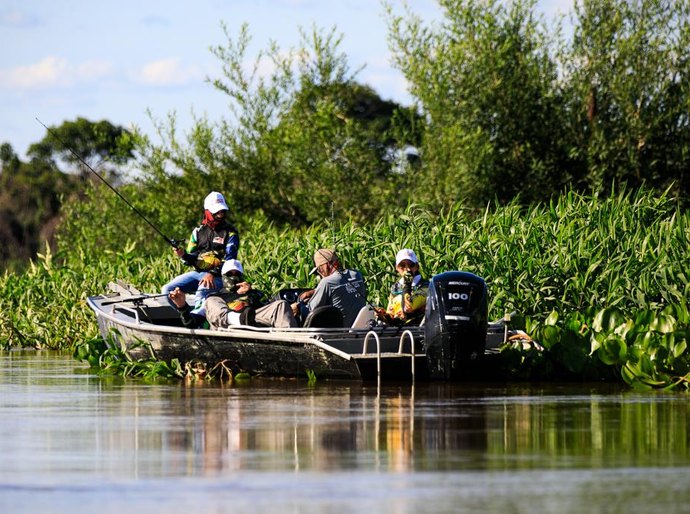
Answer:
(36, 117, 181, 248)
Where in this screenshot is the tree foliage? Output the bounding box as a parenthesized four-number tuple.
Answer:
(0, 143, 80, 270)
(387, 0, 571, 207)
(0, 119, 135, 271)
(561, 0, 690, 196)
(28, 117, 135, 177)
(133, 24, 419, 228)
(387, 0, 690, 208)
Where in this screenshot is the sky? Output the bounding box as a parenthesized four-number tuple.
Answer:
(1, 0, 572, 160)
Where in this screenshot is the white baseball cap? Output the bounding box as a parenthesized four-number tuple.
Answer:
(221, 259, 244, 275)
(395, 248, 418, 266)
(204, 191, 229, 214)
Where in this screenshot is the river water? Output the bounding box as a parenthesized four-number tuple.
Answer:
(1, 350, 689, 514)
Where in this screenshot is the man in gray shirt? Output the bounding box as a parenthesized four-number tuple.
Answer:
(295, 248, 367, 327)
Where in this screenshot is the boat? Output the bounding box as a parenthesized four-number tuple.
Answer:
(87, 271, 518, 381)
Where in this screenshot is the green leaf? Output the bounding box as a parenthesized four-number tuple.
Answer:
(545, 310, 559, 326)
(650, 314, 676, 334)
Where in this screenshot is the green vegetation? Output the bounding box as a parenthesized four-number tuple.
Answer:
(0, 118, 134, 272)
(1, 187, 688, 388)
(0, 0, 689, 388)
(387, 0, 690, 207)
(73, 334, 239, 382)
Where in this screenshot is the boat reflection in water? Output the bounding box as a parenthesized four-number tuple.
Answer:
(98, 380, 690, 476)
(2, 353, 690, 514)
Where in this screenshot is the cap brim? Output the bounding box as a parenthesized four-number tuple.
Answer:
(309, 266, 318, 275)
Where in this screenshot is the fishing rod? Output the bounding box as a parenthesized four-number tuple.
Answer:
(36, 117, 182, 249)
(100, 293, 170, 306)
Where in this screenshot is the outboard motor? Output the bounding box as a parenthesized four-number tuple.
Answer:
(424, 271, 488, 380)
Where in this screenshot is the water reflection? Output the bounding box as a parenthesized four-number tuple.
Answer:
(1, 351, 689, 481)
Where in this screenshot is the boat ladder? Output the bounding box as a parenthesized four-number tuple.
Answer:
(360, 330, 424, 381)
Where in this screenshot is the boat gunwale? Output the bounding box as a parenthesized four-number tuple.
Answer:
(86, 295, 426, 348)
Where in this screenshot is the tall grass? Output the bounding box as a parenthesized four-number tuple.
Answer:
(1, 187, 688, 387)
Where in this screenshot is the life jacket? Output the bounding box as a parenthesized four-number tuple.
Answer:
(218, 289, 265, 312)
(386, 275, 429, 323)
(191, 222, 238, 272)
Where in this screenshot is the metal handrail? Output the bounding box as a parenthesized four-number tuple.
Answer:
(363, 331, 382, 378)
(399, 330, 416, 380)
(362, 330, 422, 381)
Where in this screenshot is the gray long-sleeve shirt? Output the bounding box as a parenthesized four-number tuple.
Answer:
(308, 268, 367, 327)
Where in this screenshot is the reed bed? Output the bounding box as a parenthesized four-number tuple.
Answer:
(1, 188, 688, 388)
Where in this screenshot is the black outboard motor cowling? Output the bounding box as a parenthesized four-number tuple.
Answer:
(424, 271, 488, 380)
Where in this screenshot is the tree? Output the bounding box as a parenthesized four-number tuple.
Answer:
(561, 0, 690, 197)
(134, 23, 419, 226)
(0, 119, 135, 272)
(387, 0, 570, 209)
(0, 142, 81, 271)
(28, 117, 135, 178)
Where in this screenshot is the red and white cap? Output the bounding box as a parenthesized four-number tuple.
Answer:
(204, 191, 229, 214)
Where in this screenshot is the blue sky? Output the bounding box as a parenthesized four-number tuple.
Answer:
(1, 0, 571, 160)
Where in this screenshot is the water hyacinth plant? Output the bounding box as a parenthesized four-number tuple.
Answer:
(1, 187, 688, 387)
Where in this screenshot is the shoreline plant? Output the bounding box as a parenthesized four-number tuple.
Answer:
(1, 186, 688, 388)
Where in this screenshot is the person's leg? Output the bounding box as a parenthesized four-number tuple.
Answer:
(191, 275, 223, 313)
(205, 296, 231, 329)
(161, 270, 203, 308)
(255, 300, 298, 328)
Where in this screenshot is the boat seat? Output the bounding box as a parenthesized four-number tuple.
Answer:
(302, 306, 343, 328)
(270, 287, 311, 304)
(350, 305, 376, 329)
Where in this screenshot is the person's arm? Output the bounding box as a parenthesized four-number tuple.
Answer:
(224, 231, 240, 261)
(298, 289, 315, 301)
(306, 280, 329, 311)
(374, 287, 397, 324)
(179, 227, 200, 266)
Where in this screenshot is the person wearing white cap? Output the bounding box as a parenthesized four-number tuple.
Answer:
(161, 191, 240, 311)
(169, 259, 298, 329)
(374, 248, 429, 325)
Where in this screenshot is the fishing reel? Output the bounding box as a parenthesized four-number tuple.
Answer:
(402, 271, 414, 295)
(170, 238, 186, 249)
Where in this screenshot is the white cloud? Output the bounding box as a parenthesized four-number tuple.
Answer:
(134, 58, 202, 86)
(1, 56, 70, 88)
(0, 56, 115, 90)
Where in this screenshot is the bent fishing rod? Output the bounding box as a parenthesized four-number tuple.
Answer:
(36, 117, 182, 249)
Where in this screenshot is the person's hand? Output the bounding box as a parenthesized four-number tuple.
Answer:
(236, 282, 251, 294)
(169, 287, 187, 309)
(402, 295, 413, 313)
(198, 273, 217, 289)
(299, 289, 315, 302)
(291, 302, 300, 317)
(374, 307, 393, 323)
(173, 246, 185, 258)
